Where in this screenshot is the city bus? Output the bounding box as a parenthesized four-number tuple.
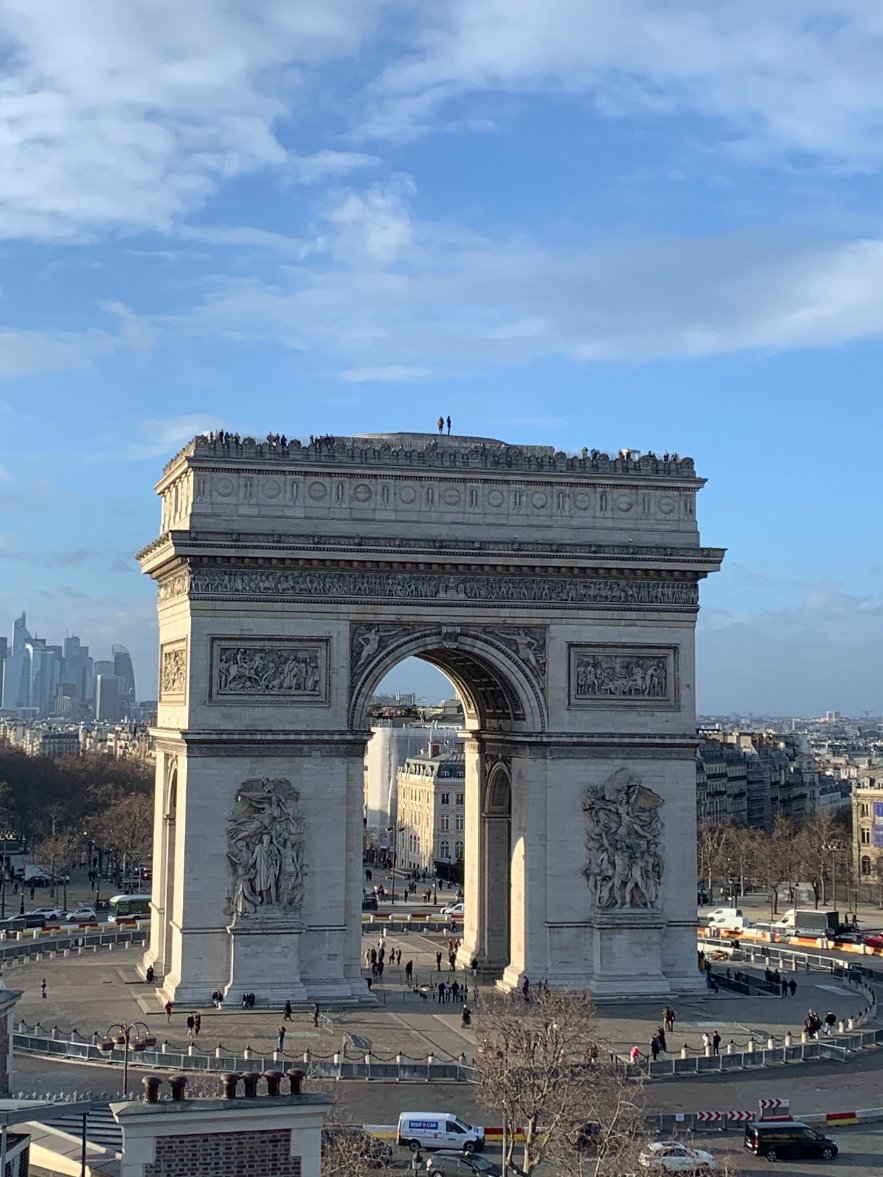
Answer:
(107, 894, 152, 923)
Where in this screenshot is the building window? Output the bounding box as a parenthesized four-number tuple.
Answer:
(862, 855, 872, 876)
(861, 803, 869, 817)
(455, 814, 464, 831)
(440, 840, 450, 861)
(440, 792, 449, 805)
(456, 792, 464, 805)
(440, 815, 449, 831)
(455, 840, 463, 860)
(861, 827, 871, 844)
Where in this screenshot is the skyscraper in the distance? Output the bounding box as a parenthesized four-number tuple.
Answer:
(112, 645, 136, 718)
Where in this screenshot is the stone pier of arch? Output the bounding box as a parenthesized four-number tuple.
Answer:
(138, 431, 723, 1004)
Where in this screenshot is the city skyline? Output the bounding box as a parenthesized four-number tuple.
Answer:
(1, 4, 881, 714)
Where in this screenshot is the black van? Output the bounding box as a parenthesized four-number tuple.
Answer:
(744, 1121, 838, 1162)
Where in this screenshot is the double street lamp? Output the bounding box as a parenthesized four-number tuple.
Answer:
(98, 1021, 156, 1094)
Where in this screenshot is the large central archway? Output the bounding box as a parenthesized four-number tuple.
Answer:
(139, 431, 722, 1002)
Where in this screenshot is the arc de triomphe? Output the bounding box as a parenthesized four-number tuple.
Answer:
(139, 432, 723, 1003)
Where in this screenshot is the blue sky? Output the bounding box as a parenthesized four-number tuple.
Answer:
(1, 1, 882, 715)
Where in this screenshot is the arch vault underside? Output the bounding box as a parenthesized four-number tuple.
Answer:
(139, 431, 723, 1003)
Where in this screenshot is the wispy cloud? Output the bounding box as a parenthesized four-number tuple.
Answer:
(341, 364, 443, 383)
(127, 414, 227, 460)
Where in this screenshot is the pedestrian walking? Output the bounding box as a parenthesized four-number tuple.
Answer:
(650, 1034, 660, 1061)
(164, 1001, 173, 1023)
(29, 885, 35, 901)
(405, 959, 414, 984)
(711, 1031, 721, 1056)
(824, 1010, 837, 1035)
(436, 950, 443, 972)
(446, 416, 452, 435)
(437, 981, 446, 1003)
(437, 415, 444, 434)
(656, 1026, 667, 1052)
(780, 977, 787, 997)
(471, 956, 478, 978)
(789, 978, 797, 997)
(313, 1003, 320, 1027)
(629, 1045, 640, 1064)
(194, 1013, 201, 1036)
(461, 1005, 471, 1028)
(663, 1006, 675, 1033)
(284, 1000, 292, 1021)
(41, 977, 47, 999)
(186, 1013, 195, 1038)
(702, 1032, 711, 1054)
(278, 1025, 286, 1052)
(521, 976, 530, 1002)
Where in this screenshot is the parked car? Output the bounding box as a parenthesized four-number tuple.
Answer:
(426, 1151, 502, 1175)
(65, 906, 98, 923)
(361, 895, 378, 911)
(441, 901, 464, 916)
(639, 1141, 716, 1172)
(744, 1121, 838, 1162)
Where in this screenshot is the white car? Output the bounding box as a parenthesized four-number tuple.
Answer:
(441, 901, 464, 916)
(29, 906, 61, 921)
(65, 906, 97, 923)
(639, 1141, 716, 1172)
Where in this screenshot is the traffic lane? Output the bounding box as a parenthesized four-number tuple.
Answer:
(644, 1047, 883, 1116)
(705, 1124, 883, 1175)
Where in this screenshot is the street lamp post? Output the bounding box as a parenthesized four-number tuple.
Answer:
(98, 1021, 156, 1094)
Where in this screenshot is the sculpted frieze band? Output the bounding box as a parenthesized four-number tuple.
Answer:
(189, 566, 697, 608)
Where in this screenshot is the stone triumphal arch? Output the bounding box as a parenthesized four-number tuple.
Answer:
(139, 432, 723, 1003)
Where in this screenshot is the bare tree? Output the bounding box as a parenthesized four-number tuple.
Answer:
(93, 792, 153, 886)
(472, 988, 649, 1176)
(794, 811, 850, 908)
(304, 1083, 397, 1177)
(36, 830, 80, 906)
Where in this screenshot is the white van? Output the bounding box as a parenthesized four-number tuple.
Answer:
(396, 1112, 485, 1154)
(705, 907, 746, 931)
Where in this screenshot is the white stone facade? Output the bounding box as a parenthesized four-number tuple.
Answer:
(139, 431, 722, 1001)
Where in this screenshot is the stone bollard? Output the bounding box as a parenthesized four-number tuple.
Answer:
(704, 1043, 712, 1057)
(848, 1017, 856, 1030)
(70, 1030, 79, 1043)
(838, 1021, 845, 1034)
(215, 1045, 223, 1058)
(187, 1044, 195, 1056)
(51, 1026, 59, 1040)
(784, 1031, 792, 1047)
(34, 1023, 41, 1036)
(243, 1047, 252, 1060)
(303, 1049, 311, 1066)
(63, 949, 70, 958)
(161, 1041, 169, 1053)
(746, 1039, 755, 1055)
(77, 946, 83, 956)
(680, 1045, 688, 1060)
(726, 1041, 735, 1055)
(767, 1036, 775, 1050)
(801, 1030, 808, 1044)
(91, 1032, 100, 1045)
(426, 1052, 434, 1081)
(273, 1050, 282, 1063)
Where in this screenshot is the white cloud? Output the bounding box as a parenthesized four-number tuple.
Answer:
(365, 1, 883, 169)
(0, 0, 389, 239)
(101, 301, 152, 354)
(341, 364, 441, 383)
(127, 414, 227, 460)
(0, 327, 115, 376)
(182, 192, 883, 364)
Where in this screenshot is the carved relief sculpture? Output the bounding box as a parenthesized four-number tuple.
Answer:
(159, 643, 187, 698)
(582, 769, 664, 910)
(570, 644, 676, 707)
(211, 639, 328, 702)
(350, 624, 424, 683)
(226, 777, 305, 920)
(488, 627, 547, 687)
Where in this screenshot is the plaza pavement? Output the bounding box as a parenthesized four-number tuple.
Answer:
(7, 922, 873, 1073)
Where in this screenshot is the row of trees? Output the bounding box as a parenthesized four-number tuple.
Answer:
(0, 747, 154, 893)
(698, 810, 856, 913)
